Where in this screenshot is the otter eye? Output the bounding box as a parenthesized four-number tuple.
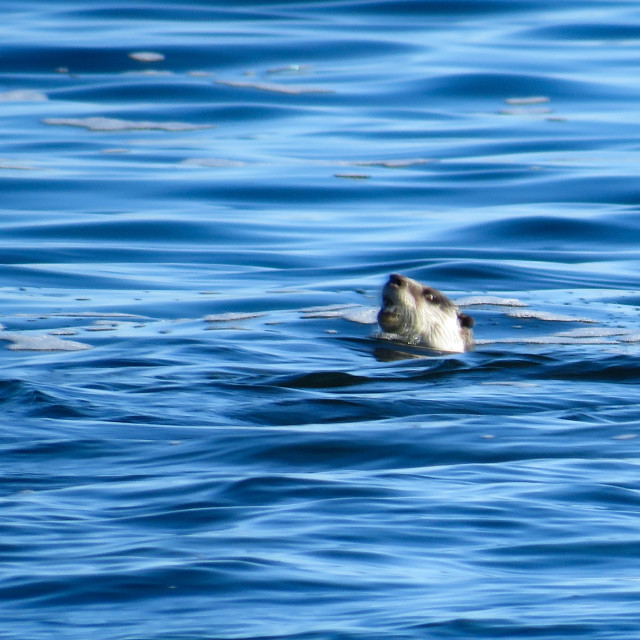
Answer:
(423, 289, 434, 301)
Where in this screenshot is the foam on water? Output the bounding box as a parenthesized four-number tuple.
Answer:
(0, 159, 37, 170)
(42, 117, 213, 132)
(128, 51, 165, 63)
(348, 159, 433, 168)
(0, 332, 91, 351)
(506, 309, 598, 323)
(300, 304, 376, 321)
(49, 312, 149, 319)
(504, 96, 551, 105)
(456, 295, 528, 307)
(181, 158, 246, 168)
(205, 312, 265, 323)
(0, 90, 48, 102)
(215, 79, 333, 94)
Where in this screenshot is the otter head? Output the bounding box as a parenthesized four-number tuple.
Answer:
(378, 273, 474, 352)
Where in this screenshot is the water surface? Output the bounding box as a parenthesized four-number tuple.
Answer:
(2, 2, 640, 639)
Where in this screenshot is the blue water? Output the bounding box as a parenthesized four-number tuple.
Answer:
(2, 1, 640, 638)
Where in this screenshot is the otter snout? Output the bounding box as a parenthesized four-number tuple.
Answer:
(378, 274, 409, 333)
(388, 273, 407, 288)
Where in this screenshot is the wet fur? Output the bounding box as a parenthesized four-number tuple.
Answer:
(378, 273, 474, 353)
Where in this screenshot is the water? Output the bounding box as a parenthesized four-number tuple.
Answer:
(2, 1, 640, 638)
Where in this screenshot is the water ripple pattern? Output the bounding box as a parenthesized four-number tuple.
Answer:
(2, 2, 640, 639)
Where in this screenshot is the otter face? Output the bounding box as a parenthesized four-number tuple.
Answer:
(378, 273, 474, 352)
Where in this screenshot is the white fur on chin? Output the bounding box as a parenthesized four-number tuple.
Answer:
(398, 301, 466, 352)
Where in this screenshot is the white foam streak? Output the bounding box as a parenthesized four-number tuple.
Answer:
(42, 117, 213, 132)
(301, 305, 378, 324)
(506, 309, 597, 323)
(0, 332, 91, 351)
(206, 312, 265, 323)
(457, 296, 527, 307)
(216, 79, 332, 94)
(0, 90, 48, 102)
(129, 51, 165, 62)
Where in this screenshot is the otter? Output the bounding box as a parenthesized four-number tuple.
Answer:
(377, 273, 475, 353)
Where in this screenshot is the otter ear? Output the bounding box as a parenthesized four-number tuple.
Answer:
(458, 313, 475, 328)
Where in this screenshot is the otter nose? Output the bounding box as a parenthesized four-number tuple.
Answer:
(389, 273, 406, 287)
